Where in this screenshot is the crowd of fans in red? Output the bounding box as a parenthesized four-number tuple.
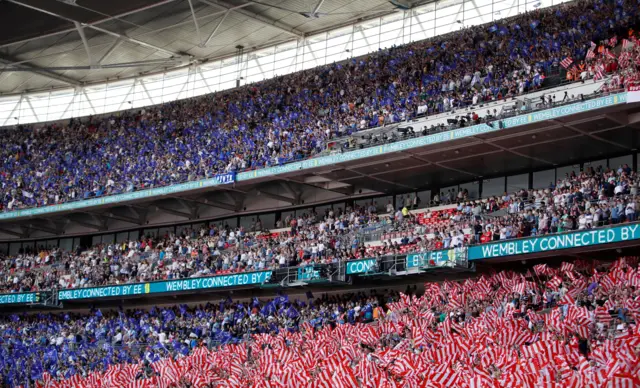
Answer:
(25, 256, 640, 388)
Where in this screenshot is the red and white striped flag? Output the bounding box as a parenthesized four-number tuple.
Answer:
(622, 39, 632, 50)
(604, 48, 617, 59)
(609, 36, 618, 47)
(560, 57, 574, 69)
(594, 66, 605, 81)
(619, 52, 631, 68)
(547, 276, 563, 291)
(586, 49, 596, 60)
(560, 262, 575, 273)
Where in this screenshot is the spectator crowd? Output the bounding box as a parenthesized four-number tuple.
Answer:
(0, 257, 637, 387)
(1, 0, 639, 212)
(1, 163, 640, 295)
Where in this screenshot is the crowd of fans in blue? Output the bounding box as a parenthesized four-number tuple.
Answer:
(0, 0, 636, 212)
(1, 0, 640, 385)
(0, 290, 388, 385)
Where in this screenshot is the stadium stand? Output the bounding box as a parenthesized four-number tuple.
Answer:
(1, 163, 637, 293)
(0, 257, 637, 387)
(1, 0, 639, 213)
(2, 0, 640, 387)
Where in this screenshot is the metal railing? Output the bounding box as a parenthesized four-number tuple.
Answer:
(0, 83, 620, 216)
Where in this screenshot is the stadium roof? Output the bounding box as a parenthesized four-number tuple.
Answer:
(0, 0, 417, 94)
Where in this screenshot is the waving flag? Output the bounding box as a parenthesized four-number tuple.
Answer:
(604, 48, 617, 59)
(560, 57, 574, 69)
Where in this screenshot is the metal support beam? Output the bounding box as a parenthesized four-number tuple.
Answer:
(554, 119, 631, 151)
(222, 191, 245, 209)
(24, 96, 39, 122)
(0, 0, 179, 49)
(402, 153, 479, 181)
(197, 66, 213, 93)
(98, 38, 123, 65)
(280, 181, 301, 200)
(69, 214, 107, 231)
(155, 205, 192, 219)
(82, 88, 97, 114)
(256, 190, 296, 204)
(174, 198, 200, 218)
(22, 222, 59, 235)
(139, 80, 155, 105)
(74, 21, 94, 65)
(199, 0, 304, 38)
(92, 211, 141, 225)
(129, 206, 149, 225)
(204, 9, 230, 46)
(470, 135, 556, 167)
(0, 56, 81, 86)
(7, 0, 184, 58)
(183, 196, 238, 212)
(0, 227, 25, 238)
(187, 0, 204, 47)
(312, 0, 326, 15)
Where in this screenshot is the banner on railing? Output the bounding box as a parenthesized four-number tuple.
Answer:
(0, 94, 627, 222)
(406, 248, 459, 269)
(213, 172, 236, 184)
(0, 292, 39, 305)
(501, 93, 627, 128)
(627, 84, 640, 102)
(345, 258, 377, 275)
(468, 224, 640, 260)
(58, 270, 272, 301)
(297, 265, 321, 281)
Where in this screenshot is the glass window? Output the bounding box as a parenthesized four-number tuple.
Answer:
(0, 0, 565, 126)
(9, 243, 21, 255)
(609, 155, 632, 171)
(101, 234, 115, 244)
(60, 238, 73, 252)
(506, 174, 529, 193)
(158, 227, 174, 239)
(116, 232, 129, 243)
(22, 241, 35, 254)
(459, 181, 480, 199)
(584, 159, 607, 171)
(46, 239, 58, 249)
(256, 213, 275, 230)
(295, 207, 313, 217)
(143, 228, 159, 239)
(482, 177, 505, 197)
(533, 169, 555, 189)
(556, 165, 580, 181)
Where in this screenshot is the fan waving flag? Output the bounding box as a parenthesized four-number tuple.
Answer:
(560, 57, 574, 69)
(594, 65, 605, 81)
(604, 48, 617, 59)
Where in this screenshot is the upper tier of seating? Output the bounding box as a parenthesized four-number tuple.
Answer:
(1, 0, 637, 213)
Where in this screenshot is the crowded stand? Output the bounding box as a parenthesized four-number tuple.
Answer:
(1, 163, 639, 294)
(1, 0, 640, 213)
(0, 257, 637, 387)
